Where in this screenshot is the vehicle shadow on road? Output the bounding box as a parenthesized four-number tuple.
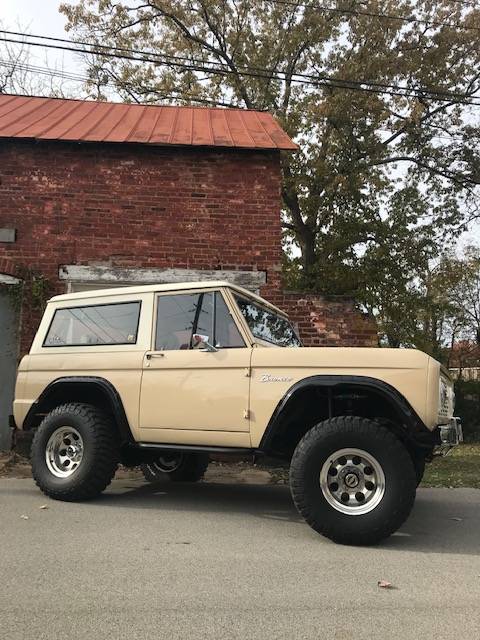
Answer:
(97, 480, 480, 555)
(103, 480, 302, 524)
(383, 489, 480, 555)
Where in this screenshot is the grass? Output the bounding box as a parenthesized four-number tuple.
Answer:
(421, 444, 480, 489)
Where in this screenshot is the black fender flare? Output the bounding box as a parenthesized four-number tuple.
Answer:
(259, 375, 433, 453)
(23, 376, 134, 444)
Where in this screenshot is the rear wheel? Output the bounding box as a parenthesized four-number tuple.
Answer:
(289, 416, 417, 545)
(31, 403, 119, 501)
(141, 452, 209, 483)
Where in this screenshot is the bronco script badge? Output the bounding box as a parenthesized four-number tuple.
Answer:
(260, 374, 293, 383)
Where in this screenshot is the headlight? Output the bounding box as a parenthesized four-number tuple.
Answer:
(438, 376, 454, 419)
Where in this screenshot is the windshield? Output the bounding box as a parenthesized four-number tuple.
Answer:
(235, 296, 302, 347)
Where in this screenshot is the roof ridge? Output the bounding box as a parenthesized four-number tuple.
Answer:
(146, 105, 163, 143)
(36, 100, 86, 137)
(12, 100, 69, 138)
(252, 109, 279, 149)
(222, 109, 235, 147)
(168, 106, 181, 145)
(237, 110, 256, 147)
(81, 102, 117, 139)
(124, 105, 147, 142)
(54, 100, 99, 138)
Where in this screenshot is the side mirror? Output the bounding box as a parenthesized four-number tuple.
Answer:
(192, 334, 218, 352)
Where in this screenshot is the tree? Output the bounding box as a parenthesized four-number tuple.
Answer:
(1, 23, 80, 97)
(0, 25, 34, 94)
(60, 0, 480, 293)
(363, 243, 480, 362)
(444, 246, 480, 344)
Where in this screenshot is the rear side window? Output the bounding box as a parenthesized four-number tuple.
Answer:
(43, 302, 141, 347)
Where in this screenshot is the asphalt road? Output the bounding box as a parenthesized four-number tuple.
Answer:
(1, 478, 479, 640)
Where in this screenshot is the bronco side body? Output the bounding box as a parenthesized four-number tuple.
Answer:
(12, 281, 461, 545)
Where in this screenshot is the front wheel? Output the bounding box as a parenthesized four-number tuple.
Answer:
(141, 452, 209, 483)
(289, 416, 417, 545)
(412, 453, 426, 486)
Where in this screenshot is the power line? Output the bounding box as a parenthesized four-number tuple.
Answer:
(0, 59, 89, 84)
(268, 0, 480, 32)
(1, 30, 479, 105)
(0, 59, 237, 107)
(2, 59, 476, 142)
(3, 29, 477, 103)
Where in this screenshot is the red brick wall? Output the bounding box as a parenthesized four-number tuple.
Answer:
(0, 139, 377, 352)
(282, 293, 378, 347)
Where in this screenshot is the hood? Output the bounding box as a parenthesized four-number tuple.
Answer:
(253, 346, 432, 371)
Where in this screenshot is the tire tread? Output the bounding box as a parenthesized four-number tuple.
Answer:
(289, 416, 416, 545)
(31, 402, 119, 501)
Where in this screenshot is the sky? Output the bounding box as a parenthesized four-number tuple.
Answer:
(2, 0, 68, 34)
(1, 0, 86, 91)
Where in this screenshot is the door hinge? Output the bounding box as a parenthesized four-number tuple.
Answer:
(244, 367, 251, 377)
(243, 409, 250, 420)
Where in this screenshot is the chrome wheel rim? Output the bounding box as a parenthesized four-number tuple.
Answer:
(45, 427, 84, 478)
(150, 453, 184, 474)
(320, 448, 385, 515)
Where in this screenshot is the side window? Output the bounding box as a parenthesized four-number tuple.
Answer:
(44, 302, 141, 347)
(155, 291, 245, 351)
(155, 293, 201, 350)
(213, 293, 245, 348)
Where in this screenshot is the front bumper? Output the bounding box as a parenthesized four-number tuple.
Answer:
(436, 417, 463, 455)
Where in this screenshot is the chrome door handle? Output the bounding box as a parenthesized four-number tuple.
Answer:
(146, 353, 165, 360)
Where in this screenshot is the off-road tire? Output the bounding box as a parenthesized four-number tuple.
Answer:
(141, 452, 209, 483)
(412, 453, 426, 486)
(289, 416, 417, 545)
(31, 403, 119, 501)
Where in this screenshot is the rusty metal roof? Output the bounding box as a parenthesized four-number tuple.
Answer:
(0, 94, 297, 151)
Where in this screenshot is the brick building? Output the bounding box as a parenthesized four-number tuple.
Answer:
(0, 94, 377, 449)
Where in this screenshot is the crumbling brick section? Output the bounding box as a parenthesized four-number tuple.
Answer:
(0, 258, 16, 278)
(282, 293, 378, 347)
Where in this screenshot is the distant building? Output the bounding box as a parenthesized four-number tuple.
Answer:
(448, 340, 480, 380)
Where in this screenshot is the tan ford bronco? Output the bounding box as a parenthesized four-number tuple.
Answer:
(12, 281, 461, 545)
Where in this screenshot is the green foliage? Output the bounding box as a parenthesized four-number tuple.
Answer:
(0, 281, 24, 311)
(453, 380, 480, 443)
(366, 246, 480, 357)
(29, 275, 52, 311)
(1, 269, 53, 314)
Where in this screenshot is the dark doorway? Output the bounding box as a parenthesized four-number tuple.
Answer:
(0, 286, 19, 450)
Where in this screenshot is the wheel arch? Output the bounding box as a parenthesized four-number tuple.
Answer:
(259, 375, 434, 458)
(23, 376, 134, 444)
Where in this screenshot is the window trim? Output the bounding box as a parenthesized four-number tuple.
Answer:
(152, 289, 247, 351)
(42, 300, 142, 348)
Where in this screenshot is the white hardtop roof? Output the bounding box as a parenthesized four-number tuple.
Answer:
(49, 280, 286, 316)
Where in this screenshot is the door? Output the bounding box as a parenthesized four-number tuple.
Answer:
(0, 288, 19, 451)
(139, 290, 252, 447)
